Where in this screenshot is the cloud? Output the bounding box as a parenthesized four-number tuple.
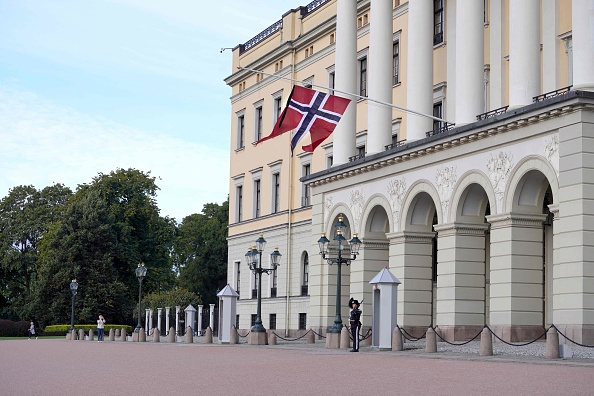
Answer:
(0, 87, 229, 221)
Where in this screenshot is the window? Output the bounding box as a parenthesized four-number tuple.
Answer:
(237, 114, 245, 149)
(252, 272, 257, 299)
(235, 261, 241, 296)
(394, 0, 400, 6)
(302, 164, 311, 207)
(434, 0, 444, 45)
(272, 173, 280, 213)
(236, 315, 240, 329)
(433, 102, 443, 133)
(359, 58, 367, 97)
(301, 252, 309, 296)
(254, 179, 261, 218)
(357, 13, 369, 28)
(358, 146, 366, 157)
(239, 81, 246, 92)
(255, 106, 263, 141)
(299, 313, 307, 330)
(393, 41, 400, 85)
(483, 0, 488, 24)
(329, 71, 335, 94)
(274, 96, 282, 122)
(269, 314, 277, 330)
(251, 314, 257, 327)
(327, 155, 333, 169)
(236, 185, 243, 222)
(303, 77, 313, 89)
(330, 33, 335, 44)
(271, 268, 278, 297)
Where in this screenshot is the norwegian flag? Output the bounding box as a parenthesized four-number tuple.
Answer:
(256, 85, 351, 153)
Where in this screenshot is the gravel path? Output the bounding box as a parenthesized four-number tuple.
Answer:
(2, 337, 592, 396)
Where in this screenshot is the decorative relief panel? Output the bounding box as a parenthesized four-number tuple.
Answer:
(544, 135, 559, 175)
(436, 167, 457, 220)
(349, 189, 365, 234)
(486, 151, 514, 205)
(387, 178, 407, 227)
(324, 195, 333, 224)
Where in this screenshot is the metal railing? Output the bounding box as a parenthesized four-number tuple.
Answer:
(425, 122, 455, 137)
(384, 139, 407, 151)
(348, 153, 365, 162)
(476, 105, 509, 121)
(239, 19, 283, 54)
(533, 85, 572, 103)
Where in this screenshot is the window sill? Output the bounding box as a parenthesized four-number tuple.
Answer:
(235, 147, 245, 153)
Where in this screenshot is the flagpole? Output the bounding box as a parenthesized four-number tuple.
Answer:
(238, 66, 451, 124)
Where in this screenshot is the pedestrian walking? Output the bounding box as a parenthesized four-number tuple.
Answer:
(28, 322, 37, 339)
(97, 315, 106, 342)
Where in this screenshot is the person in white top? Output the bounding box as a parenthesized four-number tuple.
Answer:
(28, 322, 37, 339)
(97, 315, 106, 342)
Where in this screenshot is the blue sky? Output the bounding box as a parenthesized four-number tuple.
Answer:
(0, 0, 295, 221)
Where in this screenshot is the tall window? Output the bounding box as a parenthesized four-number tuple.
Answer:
(302, 164, 310, 207)
(434, 0, 444, 45)
(236, 185, 243, 222)
(393, 41, 400, 85)
(272, 173, 280, 213)
(237, 114, 245, 149)
(327, 155, 333, 169)
(269, 314, 277, 330)
(299, 313, 307, 330)
(236, 315, 240, 329)
(254, 180, 261, 218)
(235, 261, 241, 296)
(271, 267, 278, 297)
(274, 97, 282, 122)
(433, 102, 443, 133)
(255, 106, 263, 141)
(329, 71, 335, 94)
(302, 252, 309, 296)
(251, 314, 257, 327)
(359, 58, 367, 97)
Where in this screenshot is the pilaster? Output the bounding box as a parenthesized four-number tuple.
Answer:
(572, 0, 594, 91)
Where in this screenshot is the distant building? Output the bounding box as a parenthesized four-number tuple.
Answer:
(224, 0, 594, 343)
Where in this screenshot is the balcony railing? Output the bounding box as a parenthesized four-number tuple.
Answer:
(301, 0, 330, 17)
(533, 85, 572, 103)
(348, 153, 365, 162)
(240, 19, 283, 55)
(425, 122, 455, 137)
(385, 139, 407, 151)
(476, 105, 509, 121)
(301, 285, 309, 296)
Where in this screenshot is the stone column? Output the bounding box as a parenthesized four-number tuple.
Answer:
(333, 0, 357, 165)
(349, 238, 389, 329)
(366, 0, 393, 155)
(509, 0, 540, 107)
(157, 308, 162, 336)
(489, 0, 503, 109)
(434, 222, 489, 341)
(387, 231, 435, 335)
(209, 303, 215, 331)
(149, 309, 153, 332)
(486, 213, 547, 341)
(446, 0, 456, 121)
(572, 0, 594, 91)
(165, 307, 170, 335)
(542, 0, 560, 93)
(406, 0, 434, 140)
(175, 306, 180, 336)
(197, 305, 203, 335)
(454, 0, 484, 124)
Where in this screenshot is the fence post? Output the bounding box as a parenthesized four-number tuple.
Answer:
(120, 328, 127, 342)
(230, 326, 238, 344)
(392, 327, 403, 351)
(306, 330, 315, 344)
(425, 327, 437, 353)
(269, 332, 277, 345)
(153, 328, 160, 342)
(109, 328, 115, 342)
(546, 327, 560, 359)
(78, 329, 85, 341)
(205, 327, 213, 344)
(480, 327, 493, 356)
(340, 326, 350, 349)
(167, 327, 175, 343)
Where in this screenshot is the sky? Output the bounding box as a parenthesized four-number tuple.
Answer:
(0, 0, 296, 221)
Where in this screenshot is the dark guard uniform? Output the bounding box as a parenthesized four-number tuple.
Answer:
(349, 297, 362, 352)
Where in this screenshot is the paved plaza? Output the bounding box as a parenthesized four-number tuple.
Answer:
(1, 339, 593, 395)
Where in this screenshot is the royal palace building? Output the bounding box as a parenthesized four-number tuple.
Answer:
(224, 0, 594, 343)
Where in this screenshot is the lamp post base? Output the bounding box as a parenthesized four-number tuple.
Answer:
(248, 331, 268, 345)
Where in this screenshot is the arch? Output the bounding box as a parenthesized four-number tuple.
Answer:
(324, 204, 355, 238)
(359, 194, 393, 239)
(449, 170, 497, 223)
(399, 180, 443, 232)
(503, 155, 559, 214)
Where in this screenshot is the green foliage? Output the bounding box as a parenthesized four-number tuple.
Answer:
(174, 200, 228, 304)
(44, 324, 132, 334)
(0, 184, 72, 320)
(0, 319, 30, 337)
(140, 289, 201, 314)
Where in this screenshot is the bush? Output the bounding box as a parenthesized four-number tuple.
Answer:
(44, 324, 133, 334)
(0, 320, 31, 337)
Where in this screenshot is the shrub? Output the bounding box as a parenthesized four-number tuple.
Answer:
(0, 320, 31, 337)
(44, 324, 133, 334)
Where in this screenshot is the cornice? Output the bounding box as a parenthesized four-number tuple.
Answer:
(433, 222, 490, 236)
(308, 100, 594, 188)
(386, 231, 435, 243)
(486, 213, 548, 228)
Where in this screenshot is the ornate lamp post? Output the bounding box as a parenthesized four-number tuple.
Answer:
(244, 234, 282, 333)
(69, 279, 79, 336)
(318, 215, 361, 333)
(134, 263, 148, 333)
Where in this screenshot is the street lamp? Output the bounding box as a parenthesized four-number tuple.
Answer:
(134, 263, 148, 333)
(69, 279, 79, 336)
(244, 234, 282, 333)
(318, 215, 361, 333)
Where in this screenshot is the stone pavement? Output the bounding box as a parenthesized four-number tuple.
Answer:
(1, 339, 593, 396)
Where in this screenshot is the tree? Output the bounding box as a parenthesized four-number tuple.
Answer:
(0, 184, 72, 320)
(175, 200, 228, 304)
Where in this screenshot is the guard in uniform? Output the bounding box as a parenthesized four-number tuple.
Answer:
(348, 297, 362, 352)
